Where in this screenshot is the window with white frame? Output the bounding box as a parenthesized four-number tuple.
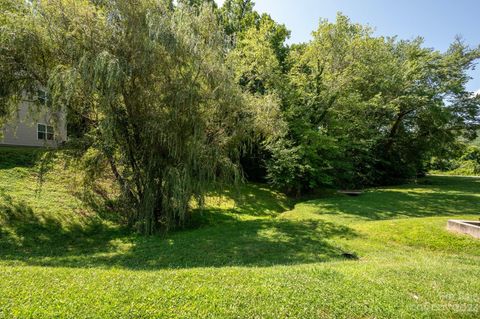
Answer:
(37, 124, 54, 140)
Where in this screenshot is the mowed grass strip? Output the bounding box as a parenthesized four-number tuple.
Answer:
(0, 149, 479, 318)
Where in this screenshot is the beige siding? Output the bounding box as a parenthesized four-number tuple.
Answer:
(1, 101, 67, 147)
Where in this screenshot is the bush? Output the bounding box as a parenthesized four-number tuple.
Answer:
(430, 145, 480, 176)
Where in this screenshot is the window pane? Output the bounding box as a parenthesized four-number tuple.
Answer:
(37, 90, 48, 105)
(47, 126, 54, 134)
(47, 133, 54, 141)
(38, 124, 47, 140)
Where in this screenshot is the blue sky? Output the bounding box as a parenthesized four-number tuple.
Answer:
(216, 0, 480, 93)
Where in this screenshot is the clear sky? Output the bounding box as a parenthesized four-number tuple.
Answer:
(216, 0, 480, 93)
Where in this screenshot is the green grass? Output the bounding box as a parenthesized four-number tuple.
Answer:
(1, 148, 480, 318)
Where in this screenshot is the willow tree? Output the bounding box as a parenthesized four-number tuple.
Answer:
(0, 0, 248, 234)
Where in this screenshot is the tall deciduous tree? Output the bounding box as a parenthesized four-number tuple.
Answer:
(0, 0, 248, 234)
(223, 3, 290, 181)
(2, 2, 479, 223)
(267, 14, 480, 193)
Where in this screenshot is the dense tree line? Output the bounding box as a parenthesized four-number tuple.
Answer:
(429, 130, 480, 176)
(1, 0, 479, 233)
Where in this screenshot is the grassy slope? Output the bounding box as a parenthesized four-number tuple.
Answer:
(0, 148, 479, 318)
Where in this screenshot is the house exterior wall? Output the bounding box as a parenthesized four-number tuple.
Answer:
(0, 101, 67, 147)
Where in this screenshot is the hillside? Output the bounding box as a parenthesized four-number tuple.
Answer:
(1, 148, 480, 318)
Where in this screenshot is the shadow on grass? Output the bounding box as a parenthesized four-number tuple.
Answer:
(0, 196, 357, 269)
(417, 176, 480, 194)
(308, 176, 480, 221)
(0, 147, 45, 169)
(0, 192, 124, 258)
(113, 217, 357, 269)
(204, 183, 294, 217)
(3, 176, 478, 269)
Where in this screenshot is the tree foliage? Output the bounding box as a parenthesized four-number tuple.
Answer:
(1, 0, 250, 234)
(266, 14, 480, 193)
(1, 2, 480, 232)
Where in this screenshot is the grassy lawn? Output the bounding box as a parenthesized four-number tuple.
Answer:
(1, 148, 479, 318)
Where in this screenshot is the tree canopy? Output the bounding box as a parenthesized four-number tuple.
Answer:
(1, 0, 253, 234)
(1, 1, 479, 232)
(266, 14, 480, 193)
